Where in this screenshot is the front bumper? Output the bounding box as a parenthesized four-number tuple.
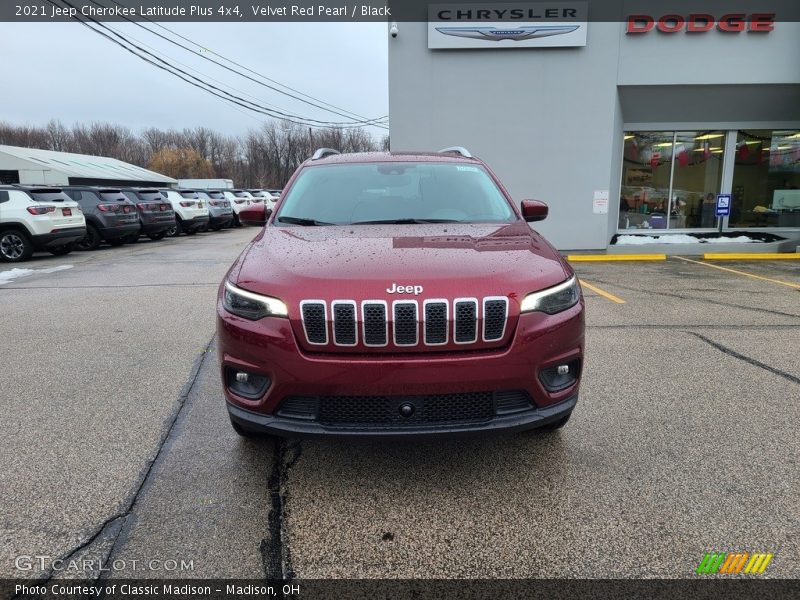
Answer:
(32, 227, 87, 249)
(218, 300, 584, 437)
(228, 393, 577, 438)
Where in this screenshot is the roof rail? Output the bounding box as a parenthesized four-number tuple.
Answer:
(438, 146, 473, 158)
(311, 148, 341, 160)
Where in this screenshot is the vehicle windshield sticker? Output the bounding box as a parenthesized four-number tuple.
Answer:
(456, 166, 479, 172)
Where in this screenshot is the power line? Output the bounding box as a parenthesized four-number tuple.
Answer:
(95, 0, 388, 127)
(94, 19, 382, 127)
(47, 0, 388, 130)
(84, 22, 283, 126)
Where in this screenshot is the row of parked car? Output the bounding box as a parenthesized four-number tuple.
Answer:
(0, 185, 280, 262)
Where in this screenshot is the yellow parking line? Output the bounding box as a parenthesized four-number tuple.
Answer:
(567, 254, 666, 262)
(578, 280, 626, 304)
(703, 253, 800, 260)
(675, 256, 800, 290)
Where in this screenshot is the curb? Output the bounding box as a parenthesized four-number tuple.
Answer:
(566, 254, 667, 262)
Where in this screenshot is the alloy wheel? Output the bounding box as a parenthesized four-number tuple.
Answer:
(0, 233, 25, 260)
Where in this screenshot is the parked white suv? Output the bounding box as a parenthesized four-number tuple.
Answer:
(0, 185, 86, 262)
(219, 190, 250, 227)
(160, 189, 210, 236)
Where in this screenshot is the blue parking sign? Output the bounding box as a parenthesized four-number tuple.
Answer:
(715, 194, 731, 217)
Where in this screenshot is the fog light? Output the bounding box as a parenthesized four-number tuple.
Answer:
(539, 360, 580, 392)
(226, 368, 270, 399)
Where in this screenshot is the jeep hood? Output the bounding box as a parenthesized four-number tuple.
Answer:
(235, 221, 570, 303)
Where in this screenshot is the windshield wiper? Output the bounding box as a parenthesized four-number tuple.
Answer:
(277, 216, 333, 226)
(350, 218, 464, 225)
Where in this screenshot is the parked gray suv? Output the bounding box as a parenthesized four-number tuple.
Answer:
(197, 190, 234, 230)
(120, 188, 177, 241)
(62, 187, 140, 250)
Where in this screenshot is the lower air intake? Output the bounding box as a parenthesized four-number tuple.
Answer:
(275, 390, 534, 428)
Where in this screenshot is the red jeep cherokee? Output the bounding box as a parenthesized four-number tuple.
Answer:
(217, 147, 584, 438)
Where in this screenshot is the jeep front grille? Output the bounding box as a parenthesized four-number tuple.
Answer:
(300, 301, 327, 345)
(423, 300, 448, 345)
(363, 302, 388, 346)
(483, 297, 509, 341)
(332, 301, 357, 346)
(454, 299, 478, 343)
(393, 301, 418, 346)
(299, 297, 509, 348)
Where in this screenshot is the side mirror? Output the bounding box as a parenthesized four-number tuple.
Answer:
(239, 204, 271, 226)
(521, 199, 548, 222)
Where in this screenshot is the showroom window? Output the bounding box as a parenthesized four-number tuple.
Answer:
(729, 130, 800, 228)
(620, 131, 724, 230)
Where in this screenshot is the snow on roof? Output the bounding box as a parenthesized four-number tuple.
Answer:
(0, 144, 177, 183)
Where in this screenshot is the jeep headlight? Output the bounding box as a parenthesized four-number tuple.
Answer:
(520, 275, 580, 315)
(223, 281, 288, 320)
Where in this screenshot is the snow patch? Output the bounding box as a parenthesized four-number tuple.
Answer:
(615, 235, 759, 246)
(0, 265, 73, 285)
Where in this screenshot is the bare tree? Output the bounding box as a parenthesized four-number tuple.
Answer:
(0, 119, 382, 187)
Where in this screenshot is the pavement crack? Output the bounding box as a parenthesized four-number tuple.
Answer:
(262, 439, 303, 581)
(688, 332, 800, 386)
(28, 337, 215, 585)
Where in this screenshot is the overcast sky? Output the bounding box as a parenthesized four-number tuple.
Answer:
(0, 22, 388, 139)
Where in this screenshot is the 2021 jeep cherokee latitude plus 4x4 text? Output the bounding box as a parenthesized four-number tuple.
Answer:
(217, 148, 584, 438)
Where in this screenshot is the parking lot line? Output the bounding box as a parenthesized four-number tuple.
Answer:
(703, 253, 800, 260)
(567, 254, 666, 262)
(674, 256, 800, 290)
(578, 279, 626, 304)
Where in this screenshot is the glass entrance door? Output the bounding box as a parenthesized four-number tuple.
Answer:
(671, 131, 725, 228)
(620, 130, 725, 231)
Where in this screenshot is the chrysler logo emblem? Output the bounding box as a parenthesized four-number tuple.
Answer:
(435, 25, 579, 41)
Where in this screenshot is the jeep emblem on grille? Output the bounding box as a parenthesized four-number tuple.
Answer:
(386, 283, 423, 295)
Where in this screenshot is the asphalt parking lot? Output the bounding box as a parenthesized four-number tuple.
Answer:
(1, 234, 798, 581)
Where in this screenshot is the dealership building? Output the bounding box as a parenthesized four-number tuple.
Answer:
(388, 3, 800, 251)
(0, 145, 177, 188)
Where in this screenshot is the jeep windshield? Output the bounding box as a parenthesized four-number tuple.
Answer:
(275, 162, 516, 226)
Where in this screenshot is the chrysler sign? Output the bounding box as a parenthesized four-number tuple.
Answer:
(428, 2, 588, 49)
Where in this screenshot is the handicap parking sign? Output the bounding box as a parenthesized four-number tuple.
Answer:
(715, 194, 731, 217)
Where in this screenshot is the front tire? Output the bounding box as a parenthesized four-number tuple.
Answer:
(147, 231, 166, 241)
(0, 229, 34, 262)
(76, 224, 101, 251)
